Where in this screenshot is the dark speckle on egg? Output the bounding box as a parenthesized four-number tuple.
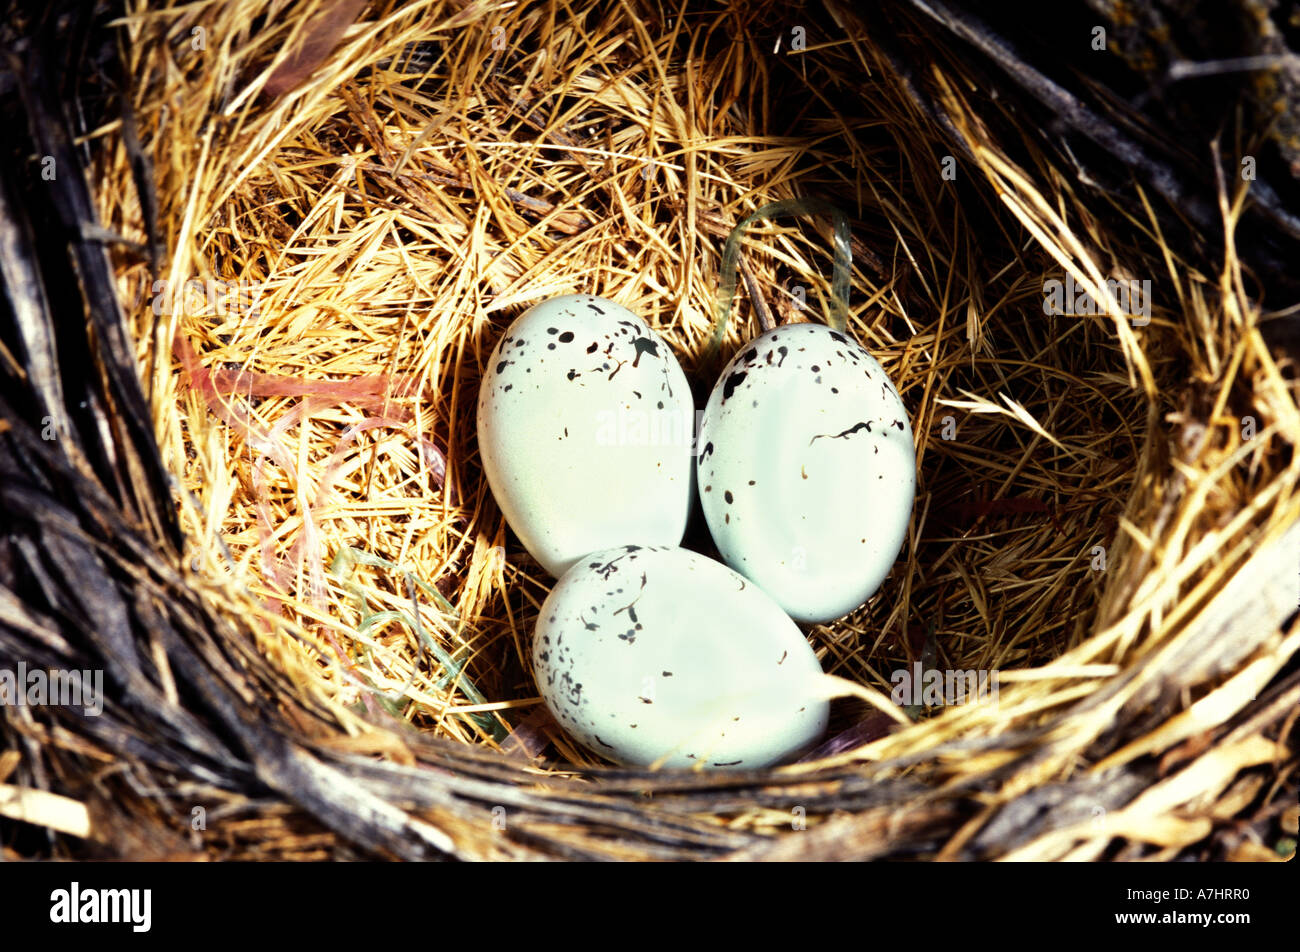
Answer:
(559, 330, 574, 343)
(724, 490, 734, 503)
(722, 370, 747, 401)
(631, 336, 658, 367)
(809, 420, 870, 445)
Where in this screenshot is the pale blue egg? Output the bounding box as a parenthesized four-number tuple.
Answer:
(477, 295, 694, 577)
(698, 323, 915, 623)
(534, 545, 829, 768)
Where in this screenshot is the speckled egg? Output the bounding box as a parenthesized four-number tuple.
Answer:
(477, 295, 694, 578)
(697, 323, 915, 624)
(533, 544, 830, 768)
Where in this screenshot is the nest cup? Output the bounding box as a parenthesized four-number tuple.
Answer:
(2, 0, 1297, 861)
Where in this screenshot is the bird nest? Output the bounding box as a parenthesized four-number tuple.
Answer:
(1, 0, 1297, 861)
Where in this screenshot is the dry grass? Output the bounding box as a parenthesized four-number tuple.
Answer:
(39, 0, 1295, 857)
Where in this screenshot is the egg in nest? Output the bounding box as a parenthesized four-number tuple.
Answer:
(533, 544, 830, 768)
(697, 323, 915, 623)
(477, 295, 694, 578)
